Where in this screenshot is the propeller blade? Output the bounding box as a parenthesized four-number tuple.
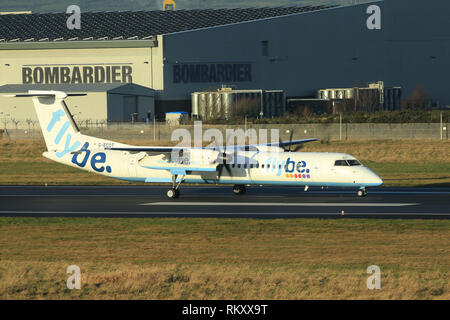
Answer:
(279, 138, 287, 152)
(289, 129, 294, 152)
(224, 164, 233, 177)
(217, 164, 224, 179)
(216, 150, 234, 179)
(217, 163, 233, 179)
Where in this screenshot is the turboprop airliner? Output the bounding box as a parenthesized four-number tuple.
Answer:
(8, 90, 382, 198)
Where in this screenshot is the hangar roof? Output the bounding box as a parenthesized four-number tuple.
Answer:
(0, 83, 155, 96)
(0, 6, 338, 42)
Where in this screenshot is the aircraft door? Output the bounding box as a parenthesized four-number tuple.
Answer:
(128, 156, 138, 177)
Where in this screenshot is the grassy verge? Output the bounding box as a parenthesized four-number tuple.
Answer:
(0, 218, 448, 299)
(0, 139, 449, 186)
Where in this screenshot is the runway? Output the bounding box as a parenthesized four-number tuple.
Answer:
(0, 185, 449, 219)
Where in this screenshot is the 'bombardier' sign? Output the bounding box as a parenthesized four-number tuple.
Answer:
(22, 65, 133, 84)
(173, 63, 252, 84)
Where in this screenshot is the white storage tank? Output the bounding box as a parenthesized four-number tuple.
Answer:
(191, 89, 284, 120)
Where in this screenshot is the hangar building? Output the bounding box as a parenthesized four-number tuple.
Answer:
(0, 0, 449, 124)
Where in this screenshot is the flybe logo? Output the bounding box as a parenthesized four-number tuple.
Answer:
(48, 109, 111, 173)
(266, 157, 311, 179)
(47, 110, 81, 158)
(71, 142, 112, 173)
(284, 158, 311, 179)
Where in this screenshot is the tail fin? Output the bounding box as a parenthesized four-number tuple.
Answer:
(15, 91, 85, 151)
(7, 90, 126, 158)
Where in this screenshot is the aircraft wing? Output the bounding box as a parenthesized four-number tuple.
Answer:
(106, 138, 318, 153)
(229, 138, 319, 151)
(262, 138, 319, 148)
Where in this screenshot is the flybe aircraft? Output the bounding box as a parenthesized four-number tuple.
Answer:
(9, 90, 382, 198)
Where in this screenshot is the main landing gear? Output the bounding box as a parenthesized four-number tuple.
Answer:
(233, 185, 246, 195)
(357, 188, 368, 197)
(166, 174, 185, 199)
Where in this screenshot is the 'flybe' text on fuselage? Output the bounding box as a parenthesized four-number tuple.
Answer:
(265, 157, 311, 178)
(47, 109, 112, 173)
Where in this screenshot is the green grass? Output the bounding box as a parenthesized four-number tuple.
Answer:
(0, 217, 448, 299)
(366, 162, 450, 187)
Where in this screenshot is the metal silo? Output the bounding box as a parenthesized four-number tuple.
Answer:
(222, 91, 233, 120)
(191, 88, 285, 120)
(191, 92, 199, 118)
(199, 92, 208, 120)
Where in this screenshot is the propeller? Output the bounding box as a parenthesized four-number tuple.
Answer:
(279, 128, 295, 152)
(217, 162, 233, 180)
(278, 129, 305, 152)
(212, 139, 233, 180)
(288, 129, 294, 152)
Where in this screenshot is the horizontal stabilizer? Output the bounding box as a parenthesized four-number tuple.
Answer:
(5, 93, 87, 98)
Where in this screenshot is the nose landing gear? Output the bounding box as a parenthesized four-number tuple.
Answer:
(357, 188, 367, 197)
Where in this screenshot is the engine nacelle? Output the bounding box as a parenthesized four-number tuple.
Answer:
(255, 145, 284, 153)
(171, 148, 220, 166)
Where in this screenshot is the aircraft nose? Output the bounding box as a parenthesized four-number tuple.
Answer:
(373, 174, 383, 186)
(362, 168, 383, 186)
(369, 171, 383, 186)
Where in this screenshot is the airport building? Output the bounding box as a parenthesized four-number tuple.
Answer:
(0, 0, 449, 124)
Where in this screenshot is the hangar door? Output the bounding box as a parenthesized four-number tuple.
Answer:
(123, 96, 138, 121)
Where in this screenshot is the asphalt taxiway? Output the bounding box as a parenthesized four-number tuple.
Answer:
(0, 185, 449, 219)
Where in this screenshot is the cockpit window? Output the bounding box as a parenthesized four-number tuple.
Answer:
(347, 160, 362, 166)
(334, 160, 362, 166)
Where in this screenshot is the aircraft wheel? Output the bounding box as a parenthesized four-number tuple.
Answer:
(174, 189, 180, 198)
(357, 189, 367, 197)
(233, 185, 246, 195)
(167, 188, 177, 199)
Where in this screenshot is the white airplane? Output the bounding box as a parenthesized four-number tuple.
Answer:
(9, 90, 382, 198)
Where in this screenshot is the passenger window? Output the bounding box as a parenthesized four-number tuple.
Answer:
(237, 164, 241, 168)
(261, 164, 265, 169)
(334, 160, 349, 166)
